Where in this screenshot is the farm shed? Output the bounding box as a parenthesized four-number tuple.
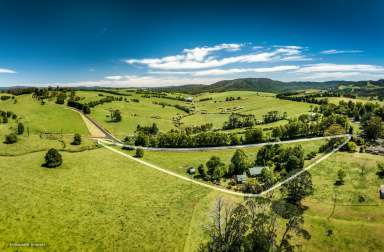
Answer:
(235, 174, 247, 184)
(248, 166, 265, 177)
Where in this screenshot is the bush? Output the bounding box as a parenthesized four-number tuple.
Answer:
(345, 141, 357, 152)
(71, 133, 82, 145)
(135, 148, 144, 158)
(335, 169, 346, 185)
(4, 133, 18, 144)
(17, 122, 24, 135)
(44, 148, 62, 168)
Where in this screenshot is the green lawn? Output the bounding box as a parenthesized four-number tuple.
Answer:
(302, 152, 384, 251)
(0, 94, 89, 135)
(0, 148, 229, 251)
(323, 96, 384, 106)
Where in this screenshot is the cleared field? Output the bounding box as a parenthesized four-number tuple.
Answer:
(323, 96, 384, 106)
(181, 91, 313, 129)
(0, 94, 89, 135)
(0, 148, 228, 251)
(0, 133, 97, 156)
(302, 152, 384, 251)
(89, 100, 186, 139)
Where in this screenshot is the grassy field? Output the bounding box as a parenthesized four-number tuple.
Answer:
(321, 96, 384, 106)
(302, 152, 384, 251)
(0, 94, 89, 135)
(0, 148, 235, 251)
(181, 91, 313, 129)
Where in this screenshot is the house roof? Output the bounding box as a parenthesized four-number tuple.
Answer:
(249, 166, 265, 176)
(236, 174, 247, 182)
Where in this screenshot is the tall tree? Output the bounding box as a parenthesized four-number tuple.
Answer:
(228, 149, 249, 176)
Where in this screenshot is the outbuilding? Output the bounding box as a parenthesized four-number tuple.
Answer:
(248, 166, 265, 177)
(185, 97, 193, 102)
(235, 174, 247, 184)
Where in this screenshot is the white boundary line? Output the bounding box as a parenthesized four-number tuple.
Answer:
(98, 135, 350, 198)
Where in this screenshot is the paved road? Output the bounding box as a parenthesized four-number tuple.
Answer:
(99, 135, 351, 197)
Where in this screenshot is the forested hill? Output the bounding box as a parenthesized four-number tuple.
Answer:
(153, 78, 384, 94)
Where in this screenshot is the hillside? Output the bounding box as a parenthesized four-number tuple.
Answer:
(154, 78, 340, 94)
(154, 78, 384, 94)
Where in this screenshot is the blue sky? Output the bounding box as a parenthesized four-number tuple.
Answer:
(0, 0, 383, 87)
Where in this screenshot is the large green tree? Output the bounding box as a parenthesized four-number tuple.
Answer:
(228, 149, 249, 176)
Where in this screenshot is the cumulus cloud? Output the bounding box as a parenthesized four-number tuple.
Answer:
(0, 68, 16, 74)
(124, 44, 308, 70)
(320, 49, 363, 54)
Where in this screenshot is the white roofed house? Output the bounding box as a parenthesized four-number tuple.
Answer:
(248, 166, 265, 177)
(185, 97, 193, 102)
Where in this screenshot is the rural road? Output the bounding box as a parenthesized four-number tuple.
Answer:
(98, 135, 351, 198)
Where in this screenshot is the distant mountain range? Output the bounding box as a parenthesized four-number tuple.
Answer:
(2, 78, 384, 95)
(154, 78, 384, 94)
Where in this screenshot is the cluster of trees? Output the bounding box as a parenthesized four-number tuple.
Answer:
(67, 99, 91, 114)
(199, 97, 212, 102)
(200, 172, 314, 251)
(3, 122, 24, 144)
(182, 123, 213, 135)
(225, 96, 241, 101)
(276, 91, 343, 104)
(136, 123, 159, 135)
(109, 109, 122, 122)
(131, 128, 264, 148)
(55, 92, 67, 104)
(152, 100, 193, 113)
(263, 110, 287, 123)
(223, 113, 256, 130)
(87, 96, 123, 108)
(256, 145, 304, 175)
(0, 110, 17, 123)
(0, 95, 13, 101)
(271, 114, 350, 140)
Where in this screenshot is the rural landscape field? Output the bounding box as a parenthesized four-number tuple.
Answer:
(1, 0, 384, 251)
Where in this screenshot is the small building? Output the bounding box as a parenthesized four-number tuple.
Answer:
(235, 174, 247, 184)
(248, 166, 265, 177)
(185, 97, 193, 102)
(380, 185, 384, 199)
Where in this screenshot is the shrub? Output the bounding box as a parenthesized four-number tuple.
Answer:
(135, 148, 144, 158)
(4, 133, 18, 144)
(345, 141, 357, 152)
(335, 169, 346, 185)
(17, 122, 24, 135)
(44, 148, 62, 168)
(71, 133, 82, 145)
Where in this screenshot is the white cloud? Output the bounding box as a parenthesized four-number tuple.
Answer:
(320, 49, 363, 54)
(300, 72, 361, 80)
(192, 65, 300, 76)
(297, 63, 384, 73)
(0, 68, 16, 74)
(124, 44, 307, 70)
